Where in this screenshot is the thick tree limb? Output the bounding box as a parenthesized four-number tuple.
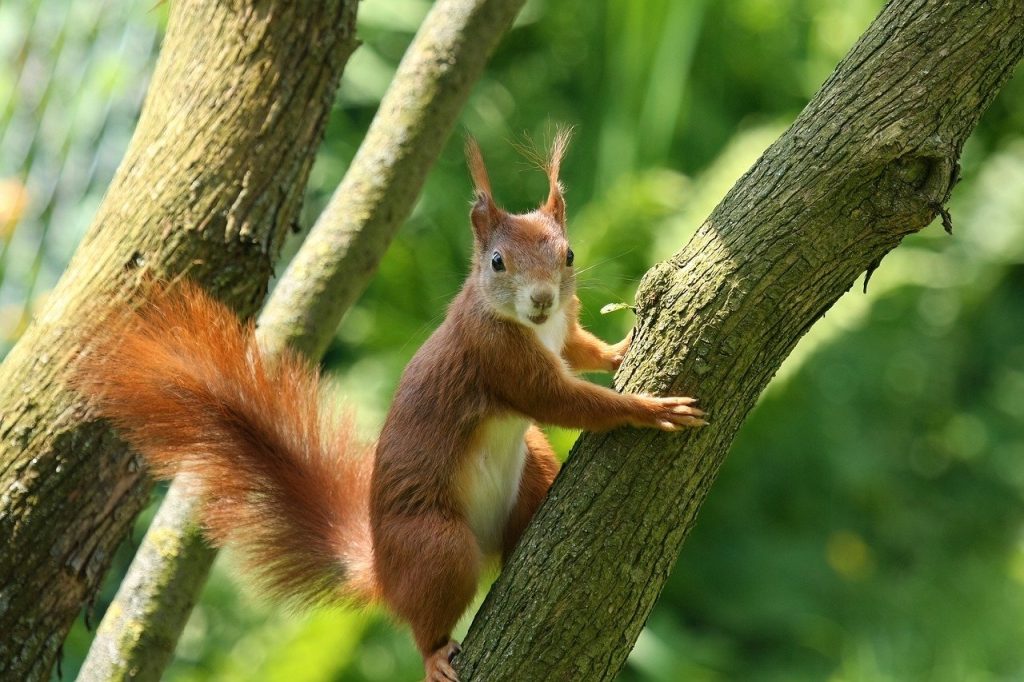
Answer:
(77, 1, 525, 678)
(0, 2, 358, 679)
(457, 1, 1024, 679)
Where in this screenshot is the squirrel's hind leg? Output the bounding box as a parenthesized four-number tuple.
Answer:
(374, 513, 479, 680)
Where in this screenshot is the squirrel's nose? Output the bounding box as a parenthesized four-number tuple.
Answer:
(530, 291, 554, 309)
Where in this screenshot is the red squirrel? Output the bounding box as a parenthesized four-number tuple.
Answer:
(74, 132, 706, 681)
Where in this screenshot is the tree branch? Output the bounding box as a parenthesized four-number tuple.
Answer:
(258, 0, 526, 360)
(77, 482, 216, 682)
(457, 1, 1024, 679)
(0, 2, 358, 679)
(77, 1, 525, 679)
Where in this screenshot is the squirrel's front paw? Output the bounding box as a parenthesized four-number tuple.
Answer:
(636, 395, 707, 431)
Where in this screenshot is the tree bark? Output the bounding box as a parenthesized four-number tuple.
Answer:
(77, 1, 525, 679)
(457, 1, 1024, 679)
(0, 2, 358, 679)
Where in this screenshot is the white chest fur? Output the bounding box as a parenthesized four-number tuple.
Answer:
(532, 307, 569, 355)
(463, 308, 569, 554)
(464, 416, 530, 555)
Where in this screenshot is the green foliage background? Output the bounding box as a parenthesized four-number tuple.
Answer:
(1, 0, 1023, 679)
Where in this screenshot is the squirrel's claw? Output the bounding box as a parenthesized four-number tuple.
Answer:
(648, 396, 708, 430)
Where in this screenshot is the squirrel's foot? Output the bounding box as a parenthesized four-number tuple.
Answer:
(424, 639, 461, 682)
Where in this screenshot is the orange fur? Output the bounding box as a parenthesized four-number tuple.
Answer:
(72, 284, 377, 607)
(562, 296, 630, 373)
(73, 134, 705, 681)
(464, 136, 493, 197)
(541, 126, 572, 223)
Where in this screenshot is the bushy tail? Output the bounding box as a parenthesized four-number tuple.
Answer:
(73, 282, 377, 608)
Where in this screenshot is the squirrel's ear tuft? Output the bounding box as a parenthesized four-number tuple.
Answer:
(465, 135, 492, 197)
(466, 136, 503, 241)
(541, 126, 572, 227)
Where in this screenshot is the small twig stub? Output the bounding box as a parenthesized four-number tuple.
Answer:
(936, 204, 954, 235)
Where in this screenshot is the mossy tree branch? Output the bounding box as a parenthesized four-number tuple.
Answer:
(77, 1, 526, 679)
(457, 1, 1024, 679)
(0, 2, 358, 679)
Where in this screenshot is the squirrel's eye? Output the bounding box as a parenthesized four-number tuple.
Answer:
(491, 251, 505, 272)
(566, 248, 575, 267)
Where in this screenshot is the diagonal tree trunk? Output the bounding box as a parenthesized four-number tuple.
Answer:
(77, 1, 527, 679)
(457, 0, 1024, 679)
(0, 2, 358, 679)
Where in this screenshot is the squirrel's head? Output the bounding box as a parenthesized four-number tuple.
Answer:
(465, 130, 574, 328)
